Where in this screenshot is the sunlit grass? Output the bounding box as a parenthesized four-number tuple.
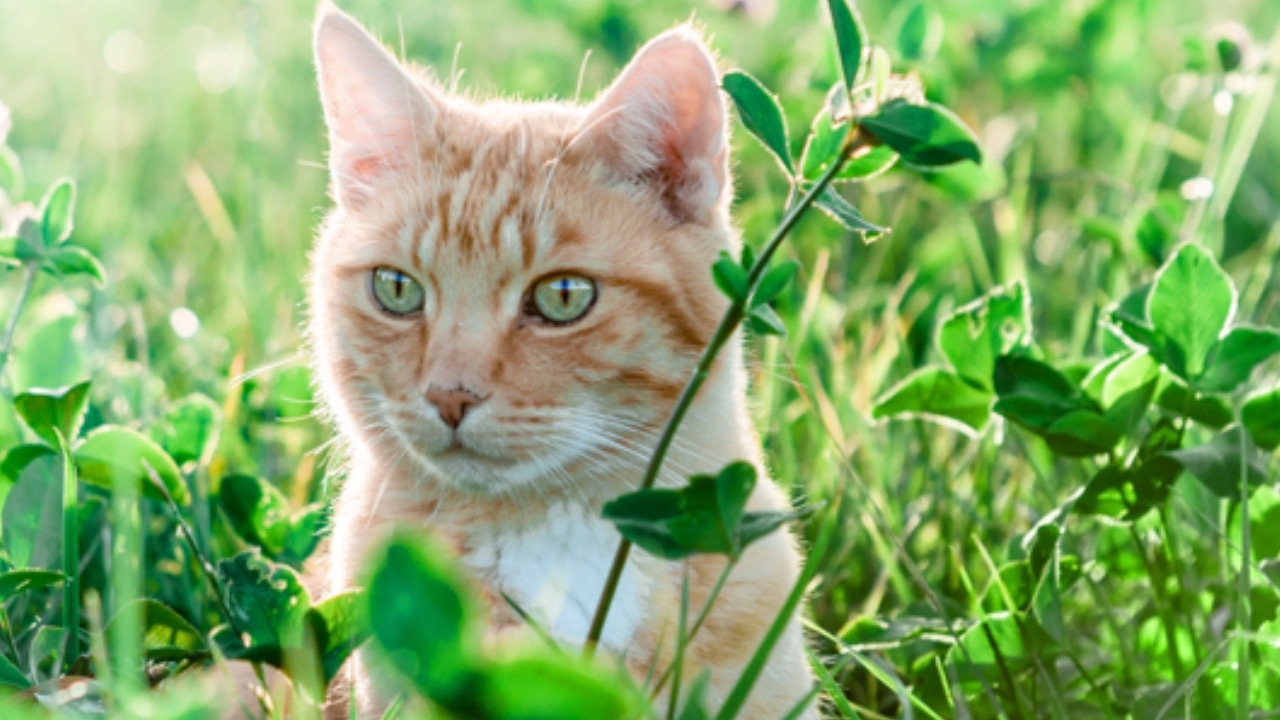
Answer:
(1, 0, 1279, 717)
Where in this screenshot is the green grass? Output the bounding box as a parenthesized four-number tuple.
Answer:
(1, 0, 1280, 718)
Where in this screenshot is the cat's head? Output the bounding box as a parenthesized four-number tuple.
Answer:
(308, 4, 737, 496)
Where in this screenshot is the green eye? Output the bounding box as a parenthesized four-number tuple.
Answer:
(532, 274, 596, 324)
(371, 267, 425, 316)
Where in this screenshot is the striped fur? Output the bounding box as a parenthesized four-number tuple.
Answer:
(306, 4, 816, 718)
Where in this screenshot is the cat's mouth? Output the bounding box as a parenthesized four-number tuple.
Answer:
(434, 441, 515, 468)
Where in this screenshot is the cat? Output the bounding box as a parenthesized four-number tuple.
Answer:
(307, 3, 817, 718)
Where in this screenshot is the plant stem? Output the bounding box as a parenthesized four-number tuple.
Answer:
(1158, 503, 1203, 664)
(666, 567, 690, 720)
(1127, 523, 1186, 681)
(650, 559, 736, 697)
(56, 430, 80, 671)
(584, 133, 861, 653)
(1235, 415, 1252, 720)
(0, 263, 39, 375)
(713, 496, 840, 720)
(150, 469, 240, 634)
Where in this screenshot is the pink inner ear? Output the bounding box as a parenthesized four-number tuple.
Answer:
(351, 153, 391, 181)
(314, 7, 436, 208)
(580, 28, 729, 224)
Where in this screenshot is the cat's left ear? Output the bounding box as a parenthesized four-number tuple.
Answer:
(579, 26, 729, 224)
(314, 3, 437, 209)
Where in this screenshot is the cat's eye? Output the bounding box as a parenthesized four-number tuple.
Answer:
(530, 274, 596, 324)
(370, 267, 425, 316)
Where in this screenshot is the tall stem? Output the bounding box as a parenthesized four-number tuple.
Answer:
(57, 430, 80, 670)
(0, 263, 39, 374)
(1235, 414, 1252, 720)
(1128, 524, 1185, 681)
(583, 135, 862, 653)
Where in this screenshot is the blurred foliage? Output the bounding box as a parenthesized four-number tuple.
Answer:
(1, 0, 1279, 717)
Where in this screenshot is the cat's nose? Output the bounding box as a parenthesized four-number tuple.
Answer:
(426, 386, 483, 429)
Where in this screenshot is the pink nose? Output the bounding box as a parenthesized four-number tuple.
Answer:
(426, 387, 483, 429)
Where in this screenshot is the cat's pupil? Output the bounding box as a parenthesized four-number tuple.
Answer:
(558, 280, 570, 305)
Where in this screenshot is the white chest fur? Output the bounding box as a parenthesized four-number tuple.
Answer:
(463, 501, 653, 653)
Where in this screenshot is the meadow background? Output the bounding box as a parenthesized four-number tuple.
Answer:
(1, 0, 1279, 717)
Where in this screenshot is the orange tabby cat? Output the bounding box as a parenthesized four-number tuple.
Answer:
(308, 3, 816, 718)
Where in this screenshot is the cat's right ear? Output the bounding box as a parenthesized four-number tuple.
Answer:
(314, 3, 436, 209)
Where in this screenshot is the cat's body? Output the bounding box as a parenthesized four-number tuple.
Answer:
(307, 5, 816, 718)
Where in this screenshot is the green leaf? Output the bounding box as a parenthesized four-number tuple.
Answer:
(1160, 428, 1267, 498)
(1082, 352, 1128, 402)
(149, 394, 222, 467)
(13, 315, 86, 391)
(752, 259, 799, 308)
(949, 612, 1050, 681)
(306, 590, 369, 684)
(896, 1, 943, 62)
(825, 0, 868, 91)
(269, 365, 314, 420)
(1031, 551, 1083, 642)
(0, 569, 65, 601)
(800, 107, 848, 181)
(0, 235, 21, 268)
(722, 70, 793, 175)
(1157, 378, 1232, 429)
(840, 144, 899, 180)
(1075, 458, 1177, 523)
(1193, 663, 1280, 718)
(735, 507, 813, 549)
(0, 145, 22, 200)
(480, 654, 639, 720)
(747, 304, 786, 337)
(858, 99, 982, 168)
(1100, 352, 1159, 438)
(74, 426, 189, 505)
(215, 550, 311, 665)
(868, 46, 891, 103)
(106, 599, 206, 660)
(994, 355, 1118, 456)
(669, 462, 755, 557)
(1197, 325, 1280, 393)
(979, 561, 1036, 612)
(1137, 200, 1179, 266)
(1107, 310, 1166, 362)
(811, 186, 886, 236)
(28, 625, 67, 683)
(937, 281, 1032, 392)
(872, 366, 992, 435)
(600, 488, 685, 558)
(1043, 410, 1120, 457)
(365, 532, 484, 708)
(1147, 243, 1236, 380)
(1, 455, 63, 568)
(800, 106, 899, 182)
(711, 252, 748, 302)
(39, 179, 75, 246)
(0, 652, 29, 690)
(219, 474, 325, 567)
(1230, 485, 1280, 562)
(1216, 34, 1245, 72)
(44, 246, 105, 286)
(603, 462, 798, 561)
(1243, 388, 1280, 450)
(13, 381, 91, 447)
